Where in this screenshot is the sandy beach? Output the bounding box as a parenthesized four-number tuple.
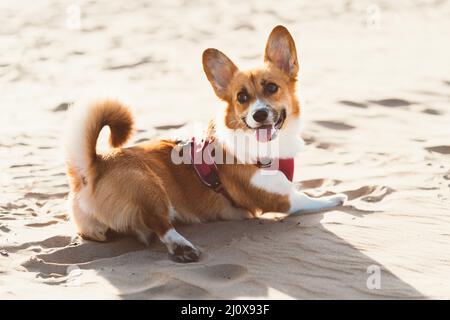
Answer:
(1, 0, 450, 299)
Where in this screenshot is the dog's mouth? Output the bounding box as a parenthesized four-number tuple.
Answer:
(243, 109, 286, 143)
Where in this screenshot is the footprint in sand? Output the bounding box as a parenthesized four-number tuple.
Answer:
(422, 108, 443, 116)
(2, 236, 73, 253)
(426, 145, 450, 155)
(0, 224, 11, 233)
(134, 138, 151, 144)
(234, 22, 255, 31)
(13, 175, 35, 180)
(299, 178, 342, 189)
(338, 100, 368, 108)
(24, 192, 68, 200)
(154, 123, 186, 130)
(0, 203, 26, 210)
(368, 98, 412, 107)
(70, 51, 85, 56)
(104, 56, 152, 70)
(51, 172, 66, 177)
(301, 133, 315, 145)
(25, 220, 59, 228)
(315, 120, 355, 131)
(343, 185, 395, 202)
(21, 256, 69, 277)
(9, 163, 38, 169)
(52, 102, 72, 112)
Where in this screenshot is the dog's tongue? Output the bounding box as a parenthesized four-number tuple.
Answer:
(256, 125, 273, 142)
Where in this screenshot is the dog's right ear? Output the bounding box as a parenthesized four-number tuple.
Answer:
(202, 48, 238, 100)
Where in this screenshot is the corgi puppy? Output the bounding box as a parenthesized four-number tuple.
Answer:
(65, 26, 347, 263)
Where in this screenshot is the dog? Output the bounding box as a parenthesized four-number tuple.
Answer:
(65, 25, 347, 263)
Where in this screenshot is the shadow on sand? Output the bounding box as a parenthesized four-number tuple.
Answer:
(18, 185, 424, 299)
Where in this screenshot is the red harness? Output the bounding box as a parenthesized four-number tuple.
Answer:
(189, 137, 294, 208)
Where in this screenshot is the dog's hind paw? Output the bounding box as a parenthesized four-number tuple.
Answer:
(169, 244, 201, 263)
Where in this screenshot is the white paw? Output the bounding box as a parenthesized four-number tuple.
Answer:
(328, 193, 348, 207)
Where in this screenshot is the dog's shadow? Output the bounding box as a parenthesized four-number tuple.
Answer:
(19, 183, 423, 299)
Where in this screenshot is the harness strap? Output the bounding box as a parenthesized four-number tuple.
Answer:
(189, 137, 294, 208)
(190, 137, 239, 207)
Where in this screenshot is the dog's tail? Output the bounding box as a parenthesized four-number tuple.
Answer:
(65, 99, 134, 178)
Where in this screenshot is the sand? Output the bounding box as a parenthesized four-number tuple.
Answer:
(1, 0, 450, 299)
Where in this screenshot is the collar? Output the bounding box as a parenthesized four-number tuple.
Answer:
(189, 137, 294, 208)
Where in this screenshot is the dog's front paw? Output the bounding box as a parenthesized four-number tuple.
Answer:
(329, 193, 348, 206)
(169, 244, 201, 263)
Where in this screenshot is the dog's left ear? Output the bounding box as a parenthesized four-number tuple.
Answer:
(264, 25, 299, 79)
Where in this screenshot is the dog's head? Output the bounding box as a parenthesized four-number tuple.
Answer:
(203, 25, 300, 148)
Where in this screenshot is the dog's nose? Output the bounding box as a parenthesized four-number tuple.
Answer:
(252, 109, 269, 123)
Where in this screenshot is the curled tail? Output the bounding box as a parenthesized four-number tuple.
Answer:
(65, 99, 134, 177)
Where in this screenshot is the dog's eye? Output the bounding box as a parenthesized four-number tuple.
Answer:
(265, 82, 278, 94)
(237, 91, 249, 104)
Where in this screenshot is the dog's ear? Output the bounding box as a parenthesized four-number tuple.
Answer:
(264, 25, 298, 79)
(202, 48, 238, 99)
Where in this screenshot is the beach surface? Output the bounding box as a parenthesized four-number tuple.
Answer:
(1, 0, 450, 299)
